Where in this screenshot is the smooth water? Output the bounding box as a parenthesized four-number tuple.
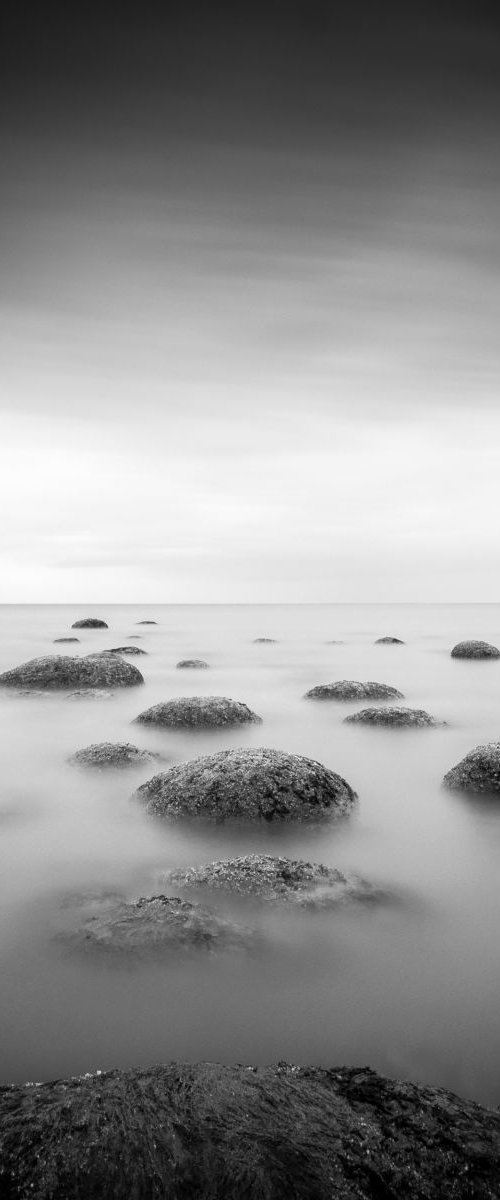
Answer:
(1, 603, 500, 1104)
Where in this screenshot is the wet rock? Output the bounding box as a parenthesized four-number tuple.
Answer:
(344, 706, 441, 728)
(68, 743, 161, 769)
(57, 893, 255, 958)
(106, 645, 148, 656)
(71, 618, 108, 629)
(451, 640, 500, 659)
(305, 680, 404, 701)
(253, 637, 277, 643)
(136, 620, 157, 624)
(1, 1061, 499, 1200)
(442, 742, 500, 793)
(53, 637, 80, 643)
(375, 636, 405, 644)
(164, 855, 384, 908)
(134, 746, 356, 822)
(135, 696, 261, 729)
(176, 659, 209, 669)
(0, 653, 144, 691)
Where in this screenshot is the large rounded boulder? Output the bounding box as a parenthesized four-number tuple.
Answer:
(68, 743, 160, 769)
(0, 653, 144, 690)
(135, 696, 261, 729)
(163, 855, 383, 908)
(305, 680, 404, 701)
(442, 743, 500, 793)
(344, 706, 440, 728)
(134, 746, 356, 822)
(71, 618, 108, 629)
(451, 640, 500, 659)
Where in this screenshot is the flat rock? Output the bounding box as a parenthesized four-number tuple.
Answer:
(442, 742, 500, 793)
(134, 746, 356, 822)
(57, 893, 255, 958)
(344, 706, 440, 727)
(136, 620, 157, 624)
(135, 696, 261, 729)
(68, 743, 161, 769)
(53, 637, 80, 643)
(252, 637, 277, 643)
(0, 654, 144, 691)
(1, 1061, 499, 1200)
(305, 680, 404, 701)
(176, 658, 209, 669)
(451, 640, 500, 659)
(375, 636, 405, 644)
(71, 618, 108, 629)
(163, 855, 384, 908)
(106, 645, 148, 656)
(66, 689, 114, 700)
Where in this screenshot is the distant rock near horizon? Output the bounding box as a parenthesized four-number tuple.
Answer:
(305, 680, 404, 701)
(451, 640, 500, 659)
(136, 620, 158, 625)
(176, 658, 209, 669)
(53, 637, 80, 643)
(375, 636, 405, 645)
(0, 654, 143, 691)
(71, 618, 108, 629)
(443, 742, 500, 792)
(135, 696, 261, 729)
(106, 645, 148, 656)
(344, 706, 441, 728)
(68, 742, 160, 769)
(252, 637, 278, 643)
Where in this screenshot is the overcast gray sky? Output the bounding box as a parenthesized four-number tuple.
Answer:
(1, 3, 499, 601)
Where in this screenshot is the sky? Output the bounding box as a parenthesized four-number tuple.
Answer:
(1, 2, 500, 602)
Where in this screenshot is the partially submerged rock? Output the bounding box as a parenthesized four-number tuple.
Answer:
(68, 743, 160, 769)
(451, 640, 500, 659)
(0, 654, 144, 691)
(176, 658, 209, 669)
(1, 1061, 499, 1200)
(53, 637, 80, 643)
(305, 680, 404, 701)
(442, 743, 500, 793)
(71, 618, 108, 629)
(134, 746, 356, 822)
(66, 689, 114, 701)
(252, 637, 277, 643)
(345, 706, 440, 728)
(164, 855, 384, 908)
(136, 620, 157, 625)
(135, 696, 261, 729)
(375, 636, 405, 645)
(57, 893, 255, 958)
(106, 645, 148, 656)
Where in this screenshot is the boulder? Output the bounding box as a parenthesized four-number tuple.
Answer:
(451, 640, 500, 659)
(1, 1061, 499, 1199)
(252, 637, 277, 643)
(53, 637, 80, 643)
(442, 742, 500, 793)
(135, 696, 261, 729)
(375, 636, 405, 644)
(163, 855, 384, 908)
(106, 646, 148, 656)
(134, 746, 356, 822)
(136, 620, 157, 625)
(305, 680, 404, 701)
(57, 893, 255, 958)
(344, 706, 440, 728)
(68, 743, 160, 769)
(0, 653, 144, 691)
(71, 618, 108, 629)
(176, 659, 209, 669)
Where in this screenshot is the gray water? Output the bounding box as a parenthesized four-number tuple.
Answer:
(1, 603, 500, 1105)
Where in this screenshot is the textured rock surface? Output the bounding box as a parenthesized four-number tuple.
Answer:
(135, 696, 261, 729)
(0, 654, 144, 691)
(57, 893, 255, 958)
(451, 640, 500, 659)
(71, 618, 108, 629)
(375, 636, 405, 644)
(1, 1061, 499, 1200)
(68, 743, 160, 769)
(135, 746, 356, 822)
(106, 645, 148, 656)
(163, 855, 384, 908)
(305, 680, 404, 701)
(53, 637, 80, 643)
(66, 689, 114, 700)
(443, 742, 500, 793)
(176, 658, 209, 669)
(345, 706, 440, 727)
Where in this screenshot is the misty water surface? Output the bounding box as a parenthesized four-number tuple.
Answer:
(0, 603, 500, 1105)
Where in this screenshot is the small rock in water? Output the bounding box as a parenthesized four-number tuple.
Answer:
(451, 640, 500, 659)
(252, 637, 278, 643)
(68, 743, 161, 769)
(442, 742, 500, 792)
(53, 637, 80, 643)
(0, 654, 143, 690)
(136, 620, 158, 624)
(57, 893, 256, 958)
(375, 636, 405, 644)
(135, 696, 262, 729)
(71, 618, 108, 629)
(344, 706, 441, 728)
(66, 689, 115, 700)
(163, 855, 385, 908)
(304, 680, 404, 701)
(176, 659, 209, 669)
(134, 746, 356, 822)
(106, 646, 148, 656)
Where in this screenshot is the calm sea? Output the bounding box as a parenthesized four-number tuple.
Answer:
(1, 603, 499, 1104)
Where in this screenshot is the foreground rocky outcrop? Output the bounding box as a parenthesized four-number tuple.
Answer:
(71, 618, 108, 629)
(451, 640, 500, 659)
(134, 746, 356, 822)
(135, 696, 262, 729)
(176, 658, 209, 669)
(304, 680, 404, 701)
(0, 654, 144, 691)
(56, 893, 255, 959)
(163, 855, 384, 908)
(442, 743, 500, 793)
(344, 706, 440, 728)
(375, 636, 405, 645)
(1, 1060, 499, 1199)
(68, 743, 160, 769)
